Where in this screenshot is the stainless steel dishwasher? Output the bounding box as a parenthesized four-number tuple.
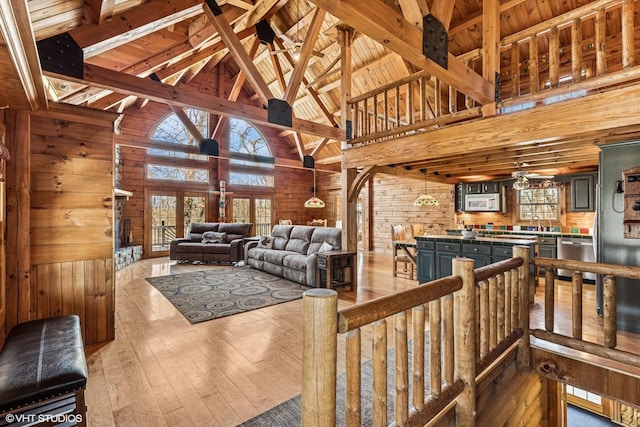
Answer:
(557, 237, 596, 281)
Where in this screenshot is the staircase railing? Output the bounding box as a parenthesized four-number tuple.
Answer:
(301, 246, 531, 426)
(531, 258, 640, 369)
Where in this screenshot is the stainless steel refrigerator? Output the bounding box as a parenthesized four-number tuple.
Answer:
(597, 142, 640, 333)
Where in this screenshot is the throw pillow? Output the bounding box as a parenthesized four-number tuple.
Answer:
(319, 241, 334, 253)
(202, 231, 226, 244)
(257, 235, 274, 249)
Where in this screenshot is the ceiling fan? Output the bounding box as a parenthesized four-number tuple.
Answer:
(269, 0, 324, 60)
(512, 163, 556, 189)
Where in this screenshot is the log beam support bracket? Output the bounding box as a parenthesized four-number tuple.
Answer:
(423, 14, 448, 69)
(268, 98, 293, 127)
(37, 33, 84, 80)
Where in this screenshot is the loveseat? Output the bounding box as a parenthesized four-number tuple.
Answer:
(245, 224, 342, 287)
(169, 222, 253, 263)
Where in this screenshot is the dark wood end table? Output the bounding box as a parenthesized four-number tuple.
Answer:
(316, 250, 357, 292)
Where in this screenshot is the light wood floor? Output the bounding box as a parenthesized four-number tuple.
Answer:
(84, 253, 635, 426)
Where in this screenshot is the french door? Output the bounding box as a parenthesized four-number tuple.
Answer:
(146, 190, 208, 256)
(229, 195, 273, 236)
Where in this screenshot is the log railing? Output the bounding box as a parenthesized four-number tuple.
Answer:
(499, 0, 640, 107)
(347, 69, 482, 145)
(346, 0, 640, 146)
(301, 246, 531, 426)
(532, 257, 640, 369)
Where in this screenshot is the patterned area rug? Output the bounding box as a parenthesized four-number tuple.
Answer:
(238, 334, 430, 426)
(145, 266, 310, 324)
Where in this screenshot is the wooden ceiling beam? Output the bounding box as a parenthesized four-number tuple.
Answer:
(211, 36, 261, 140)
(154, 27, 256, 81)
(44, 64, 345, 140)
(283, 8, 326, 105)
(430, 0, 455, 29)
(397, 0, 427, 29)
(84, 0, 116, 25)
(309, 0, 495, 104)
(448, 0, 528, 37)
(0, 0, 48, 110)
(169, 105, 206, 142)
(69, 0, 204, 58)
(341, 84, 640, 169)
(191, 0, 286, 48)
(204, 1, 273, 106)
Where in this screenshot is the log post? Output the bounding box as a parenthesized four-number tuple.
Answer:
(453, 257, 476, 426)
(603, 275, 617, 348)
(622, 0, 635, 68)
(345, 329, 361, 426)
(372, 320, 388, 426)
(480, 280, 489, 357)
(513, 246, 531, 371)
(595, 8, 607, 76)
(497, 273, 505, 342)
(489, 276, 498, 350)
(545, 268, 556, 332)
(429, 299, 442, 397)
(529, 35, 540, 93)
(395, 311, 409, 425)
(302, 289, 338, 427)
(572, 271, 583, 340)
(571, 18, 583, 82)
(443, 294, 454, 386)
(412, 304, 426, 411)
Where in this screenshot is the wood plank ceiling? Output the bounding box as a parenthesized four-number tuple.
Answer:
(2, 0, 632, 182)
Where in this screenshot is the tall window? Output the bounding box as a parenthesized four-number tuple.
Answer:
(149, 108, 209, 160)
(228, 118, 274, 187)
(517, 187, 560, 221)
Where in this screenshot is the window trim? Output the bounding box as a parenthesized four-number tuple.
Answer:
(513, 185, 566, 226)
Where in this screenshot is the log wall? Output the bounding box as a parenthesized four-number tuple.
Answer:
(116, 65, 340, 252)
(28, 104, 117, 344)
(319, 171, 455, 253)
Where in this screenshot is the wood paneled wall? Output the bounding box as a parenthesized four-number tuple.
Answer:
(319, 171, 455, 254)
(115, 65, 339, 250)
(26, 104, 117, 344)
(476, 349, 549, 425)
(456, 182, 596, 231)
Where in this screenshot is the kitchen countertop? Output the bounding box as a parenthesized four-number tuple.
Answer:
(416, 235, 538, 245)
(445, 229, 593, 238)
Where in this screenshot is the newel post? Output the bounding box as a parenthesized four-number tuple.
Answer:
(513, 245, 531, 371)
(301, 289, 338, 427)
(453, 256, 476, 426)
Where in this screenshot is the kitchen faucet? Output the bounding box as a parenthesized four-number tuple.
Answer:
(530, 215, 541, 231)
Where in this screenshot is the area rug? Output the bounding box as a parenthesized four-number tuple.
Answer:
(145, 266, 310, 324)
(238, 334, 430, 426)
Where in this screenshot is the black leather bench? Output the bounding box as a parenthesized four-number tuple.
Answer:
(0, 315, 88, 426)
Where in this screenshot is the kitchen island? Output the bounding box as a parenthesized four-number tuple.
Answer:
(415, 235, 537, 295)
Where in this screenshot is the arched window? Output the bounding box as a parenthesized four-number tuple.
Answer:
(228, 118, 274, 187)
(146, 108, 209, 183)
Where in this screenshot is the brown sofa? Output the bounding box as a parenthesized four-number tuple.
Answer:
(245, 225, 342, 287)
(169, 222, 253, 263)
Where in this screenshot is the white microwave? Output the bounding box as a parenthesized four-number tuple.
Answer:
(465, 193, 501, 212)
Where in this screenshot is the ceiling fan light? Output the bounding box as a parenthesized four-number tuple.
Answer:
(513, 176, 529, 190)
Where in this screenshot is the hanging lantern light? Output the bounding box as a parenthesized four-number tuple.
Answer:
(304, 168, 325, 208)
(413, 169, 439, 206)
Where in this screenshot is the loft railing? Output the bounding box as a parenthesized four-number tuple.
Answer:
(531, 258, 640, 369)
(302, 250, 640, 425)
(348, 0, 640, 145)
(301, 247, 531, 426)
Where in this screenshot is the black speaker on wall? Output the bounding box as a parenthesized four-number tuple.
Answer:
(200, 138, 219, 156)
(303, 155, 315, 169)
(255, 20, 276, 45)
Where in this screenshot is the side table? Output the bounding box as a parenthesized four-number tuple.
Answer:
(316, 250, 357, 292)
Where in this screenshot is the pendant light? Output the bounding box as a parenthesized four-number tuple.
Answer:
(304, 168, 325, 208)
(413, 169, 439, 206)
